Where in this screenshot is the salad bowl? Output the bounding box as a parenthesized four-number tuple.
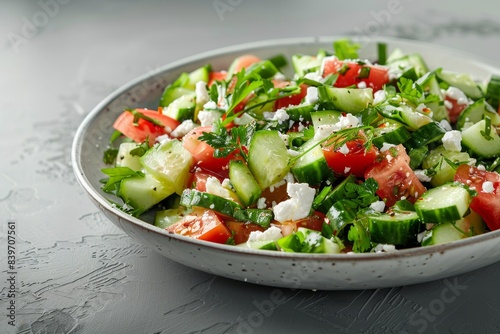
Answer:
(72, 36, 500, 290)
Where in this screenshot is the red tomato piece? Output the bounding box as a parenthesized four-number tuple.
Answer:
(322, 138, 379, 178)
(276, 211, 327, 236)
(182, 126, 234, 175)
(364, 145, 426, 207)
(225, 221, 265, 244)
(208, 71, 227, 87)
(188, 171, 224, 192)
(274, 83, 308, 110)
(113, 108, 180, 146)
(167, 209, 231, 244)
(445, 96, 468, 124)
(229, 54, 261, 74)
(454, 164, 500, 230)
(322, 57, 389, 92)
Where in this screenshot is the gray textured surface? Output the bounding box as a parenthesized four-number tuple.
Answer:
(1, 1, 500, 333)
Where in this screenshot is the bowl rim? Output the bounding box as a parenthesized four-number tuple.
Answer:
(71, 35, 500, 262)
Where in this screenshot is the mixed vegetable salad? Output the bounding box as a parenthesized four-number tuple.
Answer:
(101, 39, 500, 254)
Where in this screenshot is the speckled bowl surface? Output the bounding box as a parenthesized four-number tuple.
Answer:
(72, 36, 500, 290)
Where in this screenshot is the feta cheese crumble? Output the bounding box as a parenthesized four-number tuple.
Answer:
(482, 181, 495, 193)
(273, 183, 316, 223)
(247, 226, 283, 243)
(304, 86, 319, 104)
(370, 201, 386, 212)
(442, 130, 462, 152)
(198, 110, 223, 127)
(446, 86, 468, 105)
(195, 81, 209, 105)
(170, 119, 197, 138)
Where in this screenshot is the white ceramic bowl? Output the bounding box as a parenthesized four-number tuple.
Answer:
(72, 36, 500, 290)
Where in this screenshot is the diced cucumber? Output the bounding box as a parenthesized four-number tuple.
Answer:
(456, 99, 500, 130)
(404, 122, 446, 149)
(421, 72, 448, 122)
(421, 218, 470, 246)
(232, 208, 273, 228)
(291, 139, 330, 186)
(387, 53, 429, 79)
(315, 174, 357, 214)
(229, 160, 262, 207)
(277, 227, 342, 254)
(367, 210, 423, 245)
(159, 65, 210, 107)
(180, 189, 242, 217)
(436, 69, 484, 100)
(378, 103, 432, 131)
(247, 130, 291, 190)
(422, 145, 470, 187)
(163, 92, 196, 121)
(154, 207, 187, 229)
(237, 239, 278, 251)
(311, 110, 343, 132)
(408, 146, 429, 170)
(414, 184, 472, 224)
(292, 54, 322, 77)
(485, 74, 500, 110)
(246, 60, 280, 79)
(461, 119, 500, 157)
(140, 139, 193, 195)
(188, 64, 211, 87)
(372, 119, 411, 147)
(119, 173, 175, 213)
(284, 104, 315, 122)
(116, 142, 143, 171)
(317, 86, 373, 114)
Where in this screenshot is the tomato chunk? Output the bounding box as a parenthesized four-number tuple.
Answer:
(322, 137, 379, 178)
(182, 126, 235, 175)
(365, 145, 426, 207)
(225, 221, 265, 244)
(167, 209, 231, 244)
(445, 96, 468, 124)
(454, 165, 500, 230)
(113, 108, 180, 146)
(274, 83, 308, 110)
(322, 57, 389, 92)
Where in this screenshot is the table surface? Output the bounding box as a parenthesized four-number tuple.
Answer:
(2, 1, 500, 333)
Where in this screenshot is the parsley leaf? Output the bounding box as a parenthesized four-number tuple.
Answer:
(397, 77, 440, 107)
(103, 148, 119, 164)
(333, 39, 361, 60)
(100, 167, 144, 193)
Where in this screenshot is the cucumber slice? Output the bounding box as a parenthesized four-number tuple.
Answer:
(284, 104, 315, 122)
(180, 189, 242, 217)
(163, 92, 196, 121)
(372, 119, 411, 147)
(408, 146, 429, 170)
(404, 121, 446, 149)
(456, 99, 500, 130)
(292, 54, 322, 77)
(422, 145, 470, 187)
(367, 211, 422, 245)
(116, 142, 143, 171)
(154, 207, 187, 229)
(291, 139, 330, 186)
(378, 103, 433, 130)
(246, 60, 280, 79)
(119, 173, 175, 213)
(315, 174, 357, 214)
(140, 140, 193, 195)
(159, 65, 210, 108)
(247, 130, 291, 189)
(317, 86, 373, 114)
(229, 160, 262, 206)
(461, 119, 500, 157)
(238, 239, 278, 251)
(436, 69, 484, 100)
(421, 218, 470, 246)
(311, 110, 343, 131)
(414, 184, 471, 224)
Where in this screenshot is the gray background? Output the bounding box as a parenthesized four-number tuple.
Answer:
(1, 0, 500, 333)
